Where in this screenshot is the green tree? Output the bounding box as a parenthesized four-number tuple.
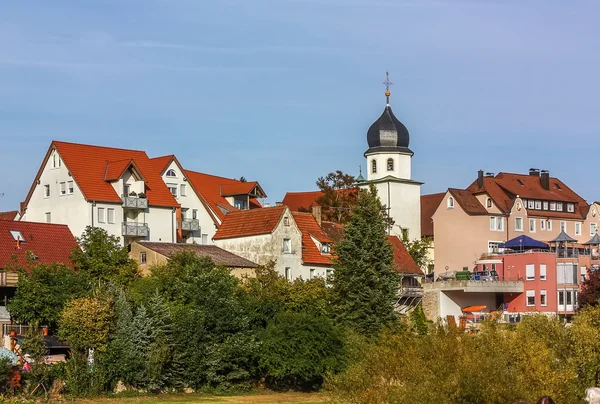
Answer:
(579, 269, 600, 307)
(409, 305, 428, 335)
(259, 311, 346, 391)
(8, 263, 89, 331)
(401, 234, 432, 270)
(58, 296, 114, 353)
(70, 226, 139, 285)
(314, 170, 358, 224)
(331, 185, 399, 336)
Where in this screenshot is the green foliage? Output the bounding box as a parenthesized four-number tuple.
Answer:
(570, 305, 600, 390)
(401, 234, 432, 270)
(408, 305, 428, 335)
(20, 326, 54, 396)
(314, 170, 358, 224)
(331, 185, 399, 336)
(259, 312, 346, 391)
(70, 226, 139, 285)
(8, 263, 89, 331)
(58, 296, 114, 352)
(579, 269, 600, 307)
(63, 349, 107, 397)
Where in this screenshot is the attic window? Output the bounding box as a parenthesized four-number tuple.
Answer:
(517, 179, 524, 186)
(567, 203, 575, 213)
(486, 198, 492, 208)
(321, 243, 331, 254)
(284, 217, 290, 226)
(9, 230, 25, 242)
(447, 196, 454, 209)
(166, 169, 177, 178)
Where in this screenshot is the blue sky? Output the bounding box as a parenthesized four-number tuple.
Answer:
(1, 0, 600, 211)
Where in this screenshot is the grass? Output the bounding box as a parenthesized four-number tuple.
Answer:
(68, 392, 329, 404)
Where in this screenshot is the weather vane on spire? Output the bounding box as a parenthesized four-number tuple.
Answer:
(383, 71, 393, 106)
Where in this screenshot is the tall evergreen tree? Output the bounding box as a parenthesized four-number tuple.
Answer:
(331, 184, 399, 336)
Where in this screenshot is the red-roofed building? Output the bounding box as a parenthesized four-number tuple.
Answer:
(20, 141, 180, 246)
(431, 169, 600, 275)
(0, 211, 19, 221)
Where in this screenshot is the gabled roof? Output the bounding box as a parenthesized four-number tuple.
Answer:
(0, 211, 19, 221)
(213, 206, 286, 240)
(184, 170, 264, 223)
(448, 189, 488, 215)
(467, 172, 588, 218)
(104, 159, 145, 182)
(23, 141, 179, 209)
(387, 235, 423, 275)
(421, 193, 445, 238)
(150, 155, 175, 175)
(0, 220, 78, 268)
(292, 212, 334, 266)
(282, 191, 325, 211)
(136, 242, 257, 268)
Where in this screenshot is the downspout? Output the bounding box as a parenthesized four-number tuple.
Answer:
(91, 201, 96, 227)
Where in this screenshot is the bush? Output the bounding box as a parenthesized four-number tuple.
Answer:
(259, 312, 346, 391)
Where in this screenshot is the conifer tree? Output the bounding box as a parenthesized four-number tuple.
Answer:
(331, 184, 399, 337)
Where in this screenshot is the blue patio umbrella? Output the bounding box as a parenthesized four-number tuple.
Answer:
(499, 235, 548, 250)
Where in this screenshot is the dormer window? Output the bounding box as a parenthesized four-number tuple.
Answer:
(527, 200, 534, 210)
(447, 196, 454, 209)
(549, 202, 556, 211)
(166, 169, 177, 178)
(387, 159, 394, 171)
(371, 159, 377, 174)
(567, 203, 575, 213)
(556, 202, 563, 211)
(321, 243, 331, 254)
(486, 198, 492, 208)
(535, 200, 542, 210)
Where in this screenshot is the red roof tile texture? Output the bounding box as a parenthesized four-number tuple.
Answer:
(282, 191, 325, 212)
(150, 155, 175, 175)
(387, 235, 423, 275)
(137, 242, 257, 268)
(448, 188, 488, 215)
(421, 193, 445, 237)
(220, 182, 259, 197)
(184, 170, 263, 222)
(26, 141, 179, 208)
(0, 211, 18, 221)
(104, 159, 136, 182)
(213, 206, 286, 240)
(292, 212, 334, 266)
(0, 220, 78, 269)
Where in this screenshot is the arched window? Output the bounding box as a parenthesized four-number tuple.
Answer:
(371, 159, 377, 174)
(166, 169, 177, 177)
(387, 158, 394, 171)
(447, 196, 455, 209)
(486, 198, 492, 208)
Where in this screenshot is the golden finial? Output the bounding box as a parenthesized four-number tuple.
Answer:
(383, 71, 393, 105)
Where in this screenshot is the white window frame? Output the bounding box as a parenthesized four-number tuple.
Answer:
(490, 217, 497, 231)
(529, 218, 536, 233)
(52, 154, 56, 169)
(540, 264, 547, 280)
(140, 252, 147, 264)
(45, 212, 51, 223)
(591, 223, 598, 236)
(180, 184, 186, 197)
(44, 184, 50, 198)
(515, 217, 523, 232)
(166, 169, 177, 178)
(567, 203, 575, 213)
(192, 209, 198, 220)
(497, 217, 504, 231)
(285, 267, 292, 281)
(556, 202, 563, 211)
(486, 198, 492, 208)
(528, 200, 535, 210)
(526, 290, 535, 307)
(447, 196, 454, 209)
(283, 238, 292, 254)
(167, 183, 177, 197)
(526, 264, 535, 281)
(550, 202, 556, 211)
(67, 180, 74, 194)
(543, 201, 548, 210)
(371, 159, 377, 174)
(98, 207, 105, 223)
(535, 200, 542, 210)
(547, 220, 552, 231)
(575, 222, 581, 236)
(386, 158, 394, 171)
(540, 290, 547, 307)
(488, 241, 504, 254)
(540, 219, 545, 231)
(107, 208, 115, 224)
(60, 182, 66, 196)
(560, 221, 567, 232)
(9, 230, 25, 242)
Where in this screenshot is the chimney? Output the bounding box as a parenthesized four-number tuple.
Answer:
(311, 205, 322, 226)
(540, 170, 550, 190)
(477, 170, 484, 188)
(529, 168, 540, 177)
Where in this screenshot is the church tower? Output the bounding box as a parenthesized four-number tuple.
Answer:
(360, 72, 422, 240)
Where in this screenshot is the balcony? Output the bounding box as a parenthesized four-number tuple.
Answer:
(122, 196, 148, 210)
(424, 279, 524, 293)
(122, 222, 149, 237)
(400, 286, 424, 298)
(178, 218, 200, 232)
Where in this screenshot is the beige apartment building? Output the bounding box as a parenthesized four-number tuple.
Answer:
(432, 169, 600, 274)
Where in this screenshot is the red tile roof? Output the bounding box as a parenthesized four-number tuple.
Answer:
(0, 220, 78, 269)
(282, 191, 325, 211)
(0, 211, 18, 221)
(137, 242, 257, 268)
(104, 159, 139, 182)
(213, 206, 286, 240)
(387, 235, 423, 275)
(150, 155, 175, 175)
(292, 212, 334, 266)
(23, 141, 179, 209)
(220, 182, 259, 197)
(448, 188, 488, 215)
(421, 193, 445, 238)
(184, 170, 264, 223)
(466, 172, 589, 219)
(321, 221, 344, 243)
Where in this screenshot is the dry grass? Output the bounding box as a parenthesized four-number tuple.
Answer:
(69, 392, 328, 404)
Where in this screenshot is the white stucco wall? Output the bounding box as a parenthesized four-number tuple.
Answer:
(160, 161, 217, 244)
(214, 208, 304, 279)
(365, 151, 412, 181)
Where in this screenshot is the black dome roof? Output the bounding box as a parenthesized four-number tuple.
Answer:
(365, 105, 411, 155)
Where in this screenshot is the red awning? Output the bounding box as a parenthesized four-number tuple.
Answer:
(462, 305, 487, 313)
